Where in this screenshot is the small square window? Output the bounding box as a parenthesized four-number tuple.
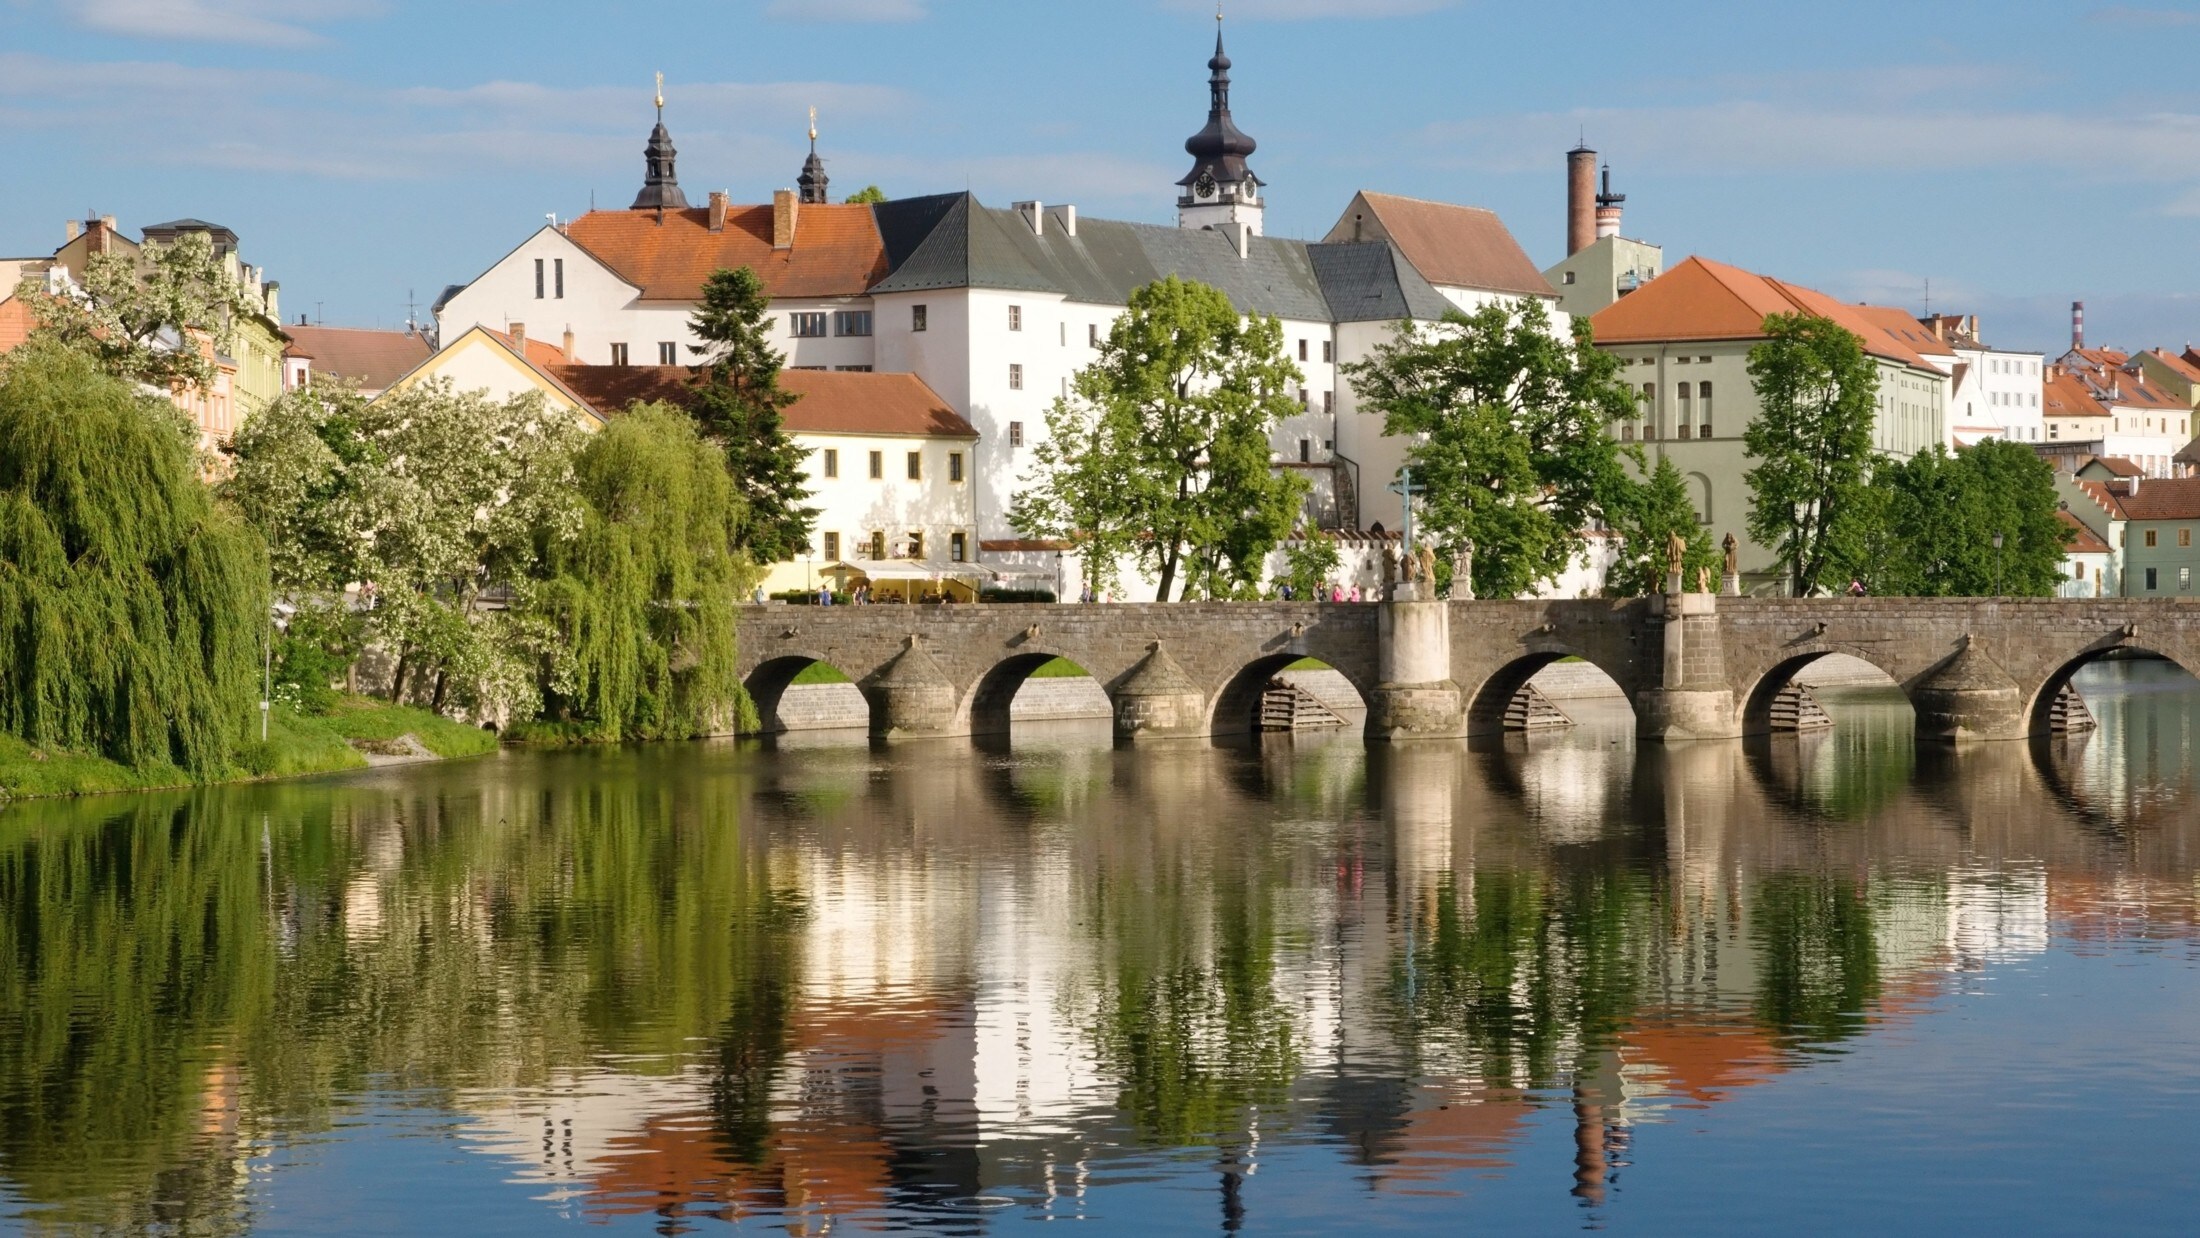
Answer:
(913, 305, 928, 332)
(951, 532, 967, 563)
(1009, 363, 1024, 390)
(907, 451, 922, 481)
(1009, 305, 1023, 332)
(2146, 530, 2159, 548)
(822, 448, 838, 479)
(1562, 270, 1577, 285)
(868, 451, 883, 480)
(2181, 529, 2192, 548)
(658, 341, 677, 365)
(609, 342, 629, 367)
(949, 452, 964, 483)
(823, 532, 840, 560)
(1009, 421, 1024, 448)
(908, 531, 925, 560)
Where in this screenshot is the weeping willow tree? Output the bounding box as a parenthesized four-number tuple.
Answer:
(531, 403, 756, 740)
(0, 340, 268, 774)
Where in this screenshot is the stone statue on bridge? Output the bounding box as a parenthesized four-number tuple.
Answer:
(1665, 531, 1687, 591)
(1451, 540, 1474, 601)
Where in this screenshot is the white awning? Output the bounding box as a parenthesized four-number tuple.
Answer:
(822, 559, 984, 583)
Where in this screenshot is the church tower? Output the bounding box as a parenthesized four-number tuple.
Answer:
(1177, 13, 1263, 235)
(631, 73, 690, 214)
(798, 108, 831, 205)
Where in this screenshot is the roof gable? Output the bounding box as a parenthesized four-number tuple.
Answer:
(1589, 256, 1938, 368)
(1324, 191, 1554, 299)
(386, 326, 602, 426)
(562, 203, 887, 302)
(284, 325, 433, 390)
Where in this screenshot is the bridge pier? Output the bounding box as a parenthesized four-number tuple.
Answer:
(1910, 636, 2027, 743)
(863, 635, 965, 740)
(1371, 597, 1467, 740)
(1112, 641, 1209, 741)
(1636, 592, 1740, 743)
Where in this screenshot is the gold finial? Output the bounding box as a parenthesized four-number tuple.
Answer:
(1217, 1, 1224, 22)
(809, 105, 818, 144)
(654, 71, 664, 115)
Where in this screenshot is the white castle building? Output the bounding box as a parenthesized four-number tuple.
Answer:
(435, 23, 1566, 593)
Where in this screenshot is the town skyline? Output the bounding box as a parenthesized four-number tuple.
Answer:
(4, 0, 2197, 353)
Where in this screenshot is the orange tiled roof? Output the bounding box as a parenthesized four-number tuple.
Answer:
(1588, 256, 1939, 369)
(485, 328, 573, 371)
(2045, 369, 2105, 419)
(0, 295, 33, 355)
(562, 204, 887, 302)
(2101, 475, 2200, 521)
(1344, 192, 1556, 298)
(1853, 304, 1956, 359)
(285, 325, 433, 390)
(546, 364, 977, 439)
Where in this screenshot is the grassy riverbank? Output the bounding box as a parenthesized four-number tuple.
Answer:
(0, 698, 499, 801)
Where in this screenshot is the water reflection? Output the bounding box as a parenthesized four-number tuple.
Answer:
(3, 663, 2199, 1232)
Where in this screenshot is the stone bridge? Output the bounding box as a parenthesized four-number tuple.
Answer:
(734, 596, 2200, 744)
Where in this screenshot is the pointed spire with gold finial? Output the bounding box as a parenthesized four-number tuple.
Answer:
(632, 70, 690, 214)
(799, 105, 831, 204)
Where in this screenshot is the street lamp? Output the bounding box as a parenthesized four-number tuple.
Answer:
(1055, 550, 1066, 603)
(1992, 532, 2006, 596)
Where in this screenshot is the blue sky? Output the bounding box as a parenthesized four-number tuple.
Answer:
(3, 0, 2195, 354)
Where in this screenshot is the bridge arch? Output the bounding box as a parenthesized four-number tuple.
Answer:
(1464, 649, 1636, 735)
(2023, 643, 2200, 737)
(1208, 653, 1374, 738)
(962, 652, 1110, 737)
(745, 653, 869, 735)
(1739, 648, 1910, 736)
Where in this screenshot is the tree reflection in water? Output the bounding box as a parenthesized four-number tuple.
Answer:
(0, 660, 2196, 1232)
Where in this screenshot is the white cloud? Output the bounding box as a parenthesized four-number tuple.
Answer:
(56, 0, 381, 47)
(763, 0, 926, 21)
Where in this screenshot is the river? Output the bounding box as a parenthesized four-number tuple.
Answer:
(2, 661, 2197, 1235)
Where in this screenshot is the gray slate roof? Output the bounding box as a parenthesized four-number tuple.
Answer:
(869, 193, 1450, 325)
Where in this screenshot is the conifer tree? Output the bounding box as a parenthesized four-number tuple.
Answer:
(686, 267, 818, 563)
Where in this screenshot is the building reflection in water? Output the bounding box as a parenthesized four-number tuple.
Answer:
(0, 662, 2197, 1232)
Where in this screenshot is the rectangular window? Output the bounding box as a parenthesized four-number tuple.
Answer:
(823, 531, 840, 560)
(554, 259, 564, 299)
(609, 342, 629, 367)
(1677, 424, 1692, 440)
(1324, 390, 1335, 414)
(913, 304, 928, 332)
(1297, 388, 1309, 408)
(948, 452, 964, 483)
(1009, 420, 1025, 447)
(1621, 424, 1636, 442)
(2184, 567, 2193, 592)
(2146, 530, 2159, 548)
(835, 310, 872, 337)
(907, 531, 924, 560)
(1298, 339, 1309, 362)
(1322, 340, 1333, 363)
(822, 448, 838, 479)
(868, 450, 883, 480)
(534, 258, 544, 299)
(870, 531, 886, 560)
(1009, 363, 1024, 390)
(790, 313, 828, 338)
(1009, 305, 1023, 332)
(658, 341, 677, 365)
(2181, 529, 2192, 548)
(835, 365, 874, 372)
(951, 532, 967, 563)
(907, 451, 922, 481)
(1299, 439, 1311, 463)
(1563, 271, 1577, 285)
(1089, 323, 1101, 348)
(2147, 567, 2160, 592)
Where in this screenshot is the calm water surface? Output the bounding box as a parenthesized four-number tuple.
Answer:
(4, 662, 2200, 1235)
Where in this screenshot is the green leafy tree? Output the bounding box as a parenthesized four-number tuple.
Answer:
(529, 403, 756, 741)
(686, 267, 817, 563)
(1743, 313, 1881, 596)
(1605, 455, 1720, 596)
(1855, 440, 2070, 596)
(842, 185, 888, 205)
(1343, 300, 1638, 599)
(0, 340, 269, 774)
(225, 379, 585, 719)
(1277, 532, 1341, 600)
(1013, 276, 1306, 601)
(22, 229, 259, 395)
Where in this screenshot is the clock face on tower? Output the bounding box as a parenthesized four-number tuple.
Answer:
(1195, 171, 1217, 199)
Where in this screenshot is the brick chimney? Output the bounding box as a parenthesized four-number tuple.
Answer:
(1567, 145, 1597, 256)
(772, 189, 798, 250)
(64, 219, 80, 242)
(708, 190, 729, 233)
(509, 322, 527, 353)
(2072, 301, 2086, 352)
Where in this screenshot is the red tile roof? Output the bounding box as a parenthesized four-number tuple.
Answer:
(2045, 369, 2105, 419)
(0, 295, 34, 355)
(545, 365, 976, 439)
(485, 328, 574, 371)
(2058, 510, 2111, 554)
(2086, 456, 2146, 478)
(562, 204, 887, 302)
(1587, 256, 1939, 369)
(2101, 475, 2200, 521)
(285, 325, 434, 391)
(1335, 192, 1555, 299)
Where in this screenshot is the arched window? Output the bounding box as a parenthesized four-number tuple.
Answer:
(1687, 472, 1714, 524)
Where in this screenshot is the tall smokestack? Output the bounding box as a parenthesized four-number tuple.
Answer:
(1567, 144, 1597, 256)
(2071, 301, 2086, 352)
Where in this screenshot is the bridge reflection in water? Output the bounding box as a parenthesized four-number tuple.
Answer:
(0, 664, 2196, 1232)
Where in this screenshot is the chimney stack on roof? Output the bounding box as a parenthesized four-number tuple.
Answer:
(1016, 200, 1045, 237)
(562, 327, 576, 363)
(772, 189, 798, 250)
(2072, 301, 2086, 352)
(509, 323, 527, 352)
(707, 190, 729, 233)
(64, 219, 80, 242)
(1594, 164, 1626, 241)
(1567, 144, 1597, 256)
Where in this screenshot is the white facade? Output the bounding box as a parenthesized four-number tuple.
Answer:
(777, 429, 979, 596)
(1944, 348, 2045, 447)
